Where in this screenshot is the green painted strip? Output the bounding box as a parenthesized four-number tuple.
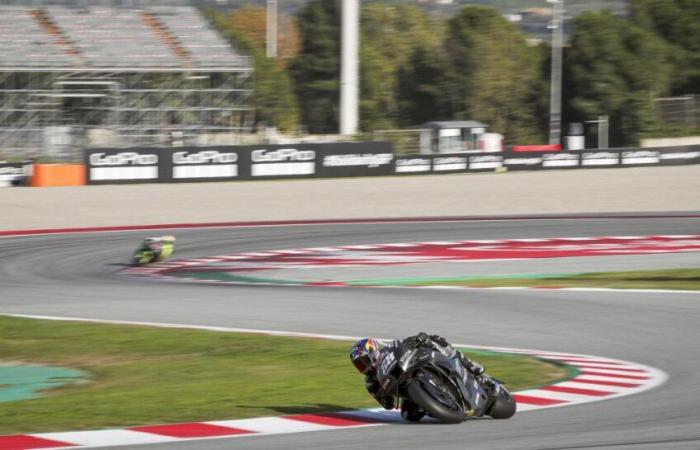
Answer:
(347, 272, 580, 286)
(0, 365, 86, 402)
(456, 348, 581, 389)
(174, 271, 303, 286)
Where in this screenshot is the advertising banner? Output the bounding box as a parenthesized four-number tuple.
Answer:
(502, 155, 543, 171)
(579, 151, 620, 168)
(620, 150, 660, 166)
(395, 156, 432, 174)
(656, 146, 700, 166)
(541, 152, 580, 169)
(432, 155, 468, 172)
(468, 154, 503, 171)
(85, 148, 162, 184)
(0, 162, 27, 186)
(393, 154, 469, 174)
(83, 143, 700, 185)
(165, 147, 241, 182)
(316, 142, 394, 177)
(248, 146, 317, 178)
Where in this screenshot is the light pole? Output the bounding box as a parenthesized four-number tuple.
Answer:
(266, 0, 277, 58)
(340, 0, 359, 136)
(547, 0, 564, 145)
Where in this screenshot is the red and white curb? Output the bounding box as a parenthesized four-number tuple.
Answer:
(120, 235, 700, 293)
(0, 315, 667, 450)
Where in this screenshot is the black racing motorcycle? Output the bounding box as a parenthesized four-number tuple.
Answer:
(376, 341, 516, 423)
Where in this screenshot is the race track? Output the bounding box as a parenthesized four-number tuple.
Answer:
(2, 215, 700, 450)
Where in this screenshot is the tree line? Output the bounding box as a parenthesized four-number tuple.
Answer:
(208, 0, 699, 147)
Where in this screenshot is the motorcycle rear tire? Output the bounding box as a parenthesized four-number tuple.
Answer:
(487, 388, 516, 419)
(407, 379, 466, 424)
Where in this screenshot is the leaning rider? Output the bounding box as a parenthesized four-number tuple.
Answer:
(350, 332, 488, 421)
(139, 235, 176, 261)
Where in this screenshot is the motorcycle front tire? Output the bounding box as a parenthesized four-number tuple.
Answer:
(132, 250, 155, 266)
(407, 380, 466, 424)
(487, 387, 516, 419)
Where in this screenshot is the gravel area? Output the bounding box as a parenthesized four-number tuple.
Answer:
(1, 165, 698, 230)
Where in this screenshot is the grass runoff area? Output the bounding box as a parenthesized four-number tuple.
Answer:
(362, 268, 700, 291)
(0, 316, 569, 435)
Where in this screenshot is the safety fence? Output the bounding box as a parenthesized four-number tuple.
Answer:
(3, 143, 699, 186)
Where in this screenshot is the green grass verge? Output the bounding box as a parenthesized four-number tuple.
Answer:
(400, 268, 700, 291)
(0, 316, 567, 434)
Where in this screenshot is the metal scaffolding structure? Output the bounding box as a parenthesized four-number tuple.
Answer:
(0, 4, 254, 161)
(0, 68, 253, 161)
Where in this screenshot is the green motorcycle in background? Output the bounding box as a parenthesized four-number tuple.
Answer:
(131, 236, 176, 265)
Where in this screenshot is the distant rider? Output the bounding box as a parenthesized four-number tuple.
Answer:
(137, 235, 176, 261)
(350, 332, 490, 422)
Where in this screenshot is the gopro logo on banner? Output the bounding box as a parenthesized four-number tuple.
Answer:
(251, 148, 316, 177)
(89, 152, 158, 166)
(323, 153, 393, 168)
(622, 151, 659, 165)
(173, 151, 238, 165)
(396, 158, 431, 173)
(543, 153, 579, 167)
(252, 148, 315, 163)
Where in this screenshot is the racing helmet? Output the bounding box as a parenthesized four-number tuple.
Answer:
(143, 237, 161, 250)
(350, 338, 380, 374)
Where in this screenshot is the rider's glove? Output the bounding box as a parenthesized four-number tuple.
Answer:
(405, 332, 429, 349)
(471, 362, 485, 376)
(429, 334, 449, 347)
(461, 355, 484, 376)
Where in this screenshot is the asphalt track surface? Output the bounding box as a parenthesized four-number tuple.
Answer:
(1, 216, 700, 450)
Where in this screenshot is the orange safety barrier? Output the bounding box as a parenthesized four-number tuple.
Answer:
(30, 164, 86, 187)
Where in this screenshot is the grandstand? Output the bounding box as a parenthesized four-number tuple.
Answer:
(0, 4, 253, 160)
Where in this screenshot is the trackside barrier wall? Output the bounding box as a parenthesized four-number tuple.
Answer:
(394, 146, 700, 175)
(82, 144, 700, 185)
(30, 164, 86, 187)
(84, 142, 394, 185)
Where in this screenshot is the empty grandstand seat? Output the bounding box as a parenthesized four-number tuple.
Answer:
(0, 5, 246, 69)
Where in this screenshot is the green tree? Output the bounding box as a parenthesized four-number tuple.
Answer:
(443, 6, 546, 144)
(396, 45, 451, 126)
(564, 11, 673, 146)
(291, 2, 445, 133)
(289, 0, 341, 134)
(206, 10, 300, 132)
(359, 4, 445, 131)
(630, 0, 700, 94)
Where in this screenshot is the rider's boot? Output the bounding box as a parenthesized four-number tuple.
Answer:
(400, 399, 426, 423)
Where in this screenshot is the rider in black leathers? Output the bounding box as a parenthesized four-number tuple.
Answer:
(350, 332, 488, 421)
